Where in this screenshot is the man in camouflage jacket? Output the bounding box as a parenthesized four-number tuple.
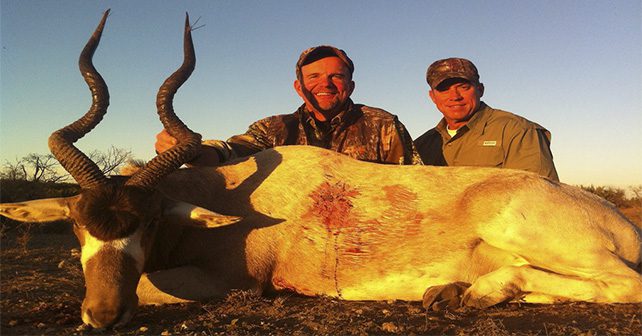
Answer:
(157, 46, 420, 166)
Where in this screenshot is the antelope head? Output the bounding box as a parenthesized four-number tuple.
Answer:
(0, 10, 238, 329)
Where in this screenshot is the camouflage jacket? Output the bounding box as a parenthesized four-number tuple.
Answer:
(203, 100, 421, 165)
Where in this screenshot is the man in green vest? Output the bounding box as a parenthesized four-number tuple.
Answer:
(415, 58, 559, 181)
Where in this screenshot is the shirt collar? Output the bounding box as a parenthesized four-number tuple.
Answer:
(300, 99, 355, 130)
(435, 102, 491, 139)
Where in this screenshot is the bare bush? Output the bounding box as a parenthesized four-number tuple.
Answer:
(0, 147, 132, 183)
(1, 153, 67, 183)
(578, 185, 632, 208)
(88, 146, 132, 175)
(630, 185, 642, 205)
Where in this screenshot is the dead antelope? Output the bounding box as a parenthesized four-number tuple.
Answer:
(1, 10, 641, 330)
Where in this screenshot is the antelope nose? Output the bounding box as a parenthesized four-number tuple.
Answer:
(82, 305, 122, 329)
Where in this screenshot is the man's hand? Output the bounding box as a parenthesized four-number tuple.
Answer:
(156, 129, 222, 166)
(155, 129, 177, 154)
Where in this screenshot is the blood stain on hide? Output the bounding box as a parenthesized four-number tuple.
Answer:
(308, 181, 360, 235)
(304, 181, 362, 296)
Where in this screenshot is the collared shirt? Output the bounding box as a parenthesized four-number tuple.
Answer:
(414, 102, 559, 180)
(204, 100, 422, 165)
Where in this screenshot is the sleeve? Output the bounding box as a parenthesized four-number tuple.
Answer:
(504, 126, 559, 181)
(414, 129, 447, 166)
(387, 118, 424, 165)
(201, 118, 275, 163)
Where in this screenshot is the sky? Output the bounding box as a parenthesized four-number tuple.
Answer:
(1, 0, 641, 188)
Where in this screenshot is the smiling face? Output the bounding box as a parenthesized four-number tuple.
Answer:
(429, 78, 484, 130)
(294, 56, 355, 122)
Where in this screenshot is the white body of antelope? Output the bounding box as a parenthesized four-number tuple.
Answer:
(1, 11, 641, 329)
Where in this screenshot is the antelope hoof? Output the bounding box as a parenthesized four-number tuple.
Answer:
(422, 281, 471, 311)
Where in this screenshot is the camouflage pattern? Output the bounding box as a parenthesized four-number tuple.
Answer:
(426, 57, 480, 89)
(204, 100, 421, 165)
(296, 45, 354, 81)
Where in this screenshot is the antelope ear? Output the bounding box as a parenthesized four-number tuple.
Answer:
(164, 200, 241, 228)
(0, 196, 76, 222)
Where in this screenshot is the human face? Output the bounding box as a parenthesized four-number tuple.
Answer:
(294, 56, 355, 121)
(429, 78, 484, 130)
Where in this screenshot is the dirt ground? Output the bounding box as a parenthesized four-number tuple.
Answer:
(1, 208, 641, 336)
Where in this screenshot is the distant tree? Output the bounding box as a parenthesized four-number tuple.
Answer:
(1, 153, 67, 183)
(0, 159, 24, 181)
(579, 185, 630, 208)
(88, 146, 132, 175)
(0, 147, 132, 183)
(630, 185, 642, 206)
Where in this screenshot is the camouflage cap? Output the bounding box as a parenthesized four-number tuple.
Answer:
(296, 45, 354, 80)
(426, 57, 480, 89)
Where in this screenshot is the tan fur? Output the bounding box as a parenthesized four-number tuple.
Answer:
(151, 146, 641, 303)
(1, 145, 641, 327)
(119, 160, 146, 176)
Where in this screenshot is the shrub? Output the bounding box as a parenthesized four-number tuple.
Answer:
(0, 179, 79, 203)
(578, 185, 632, 208)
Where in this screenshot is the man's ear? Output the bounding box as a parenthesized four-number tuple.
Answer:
(347, 80, 355, 96)
(293, 79, 304, 99)
(428, 89, 437, 104)
(477, 83, 485, 98)
(163, 199, 241, 228)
